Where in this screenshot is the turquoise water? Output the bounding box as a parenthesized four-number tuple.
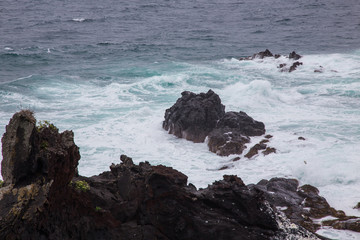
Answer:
(1, 1, 360, 238)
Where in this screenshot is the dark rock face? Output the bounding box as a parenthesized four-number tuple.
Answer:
(207, 111, 265, 156)
(240, 49, 304, 72)
(289, 61, 303, 72)
(251, 178, 360, 233)
(1, 110, 36, 186)
(163, 91, 266, 156)
(216, 111, 265, 136)
(0, 111, 321, 240)
(239, 49, 274, 60)
(0, 110, 80, 239)
(289, 51, 302, 60)
(163, 90, 225, 143)
(207, 129, 250, 156)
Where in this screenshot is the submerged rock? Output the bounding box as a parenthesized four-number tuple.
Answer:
(0, 111, 321, 240)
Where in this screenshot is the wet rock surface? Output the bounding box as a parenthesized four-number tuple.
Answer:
(163, 91, 266, 156)
(240, 49, 304, 72)
(2, 111, 359, 239)
(162, 90, 225, 143)
(251, 178, 360, 233)
(0, 111, 322, 240)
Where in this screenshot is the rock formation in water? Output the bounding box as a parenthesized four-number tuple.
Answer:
(0, 110, 318, 239)
(162, 90, 225, 143)
(239, 49, 304, 72)
(163, 90, 268, 156)
(1, 110, 359, 239)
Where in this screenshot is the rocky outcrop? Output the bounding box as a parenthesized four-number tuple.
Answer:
(239, 49, 275, 60)
(0, 111, 321, 240)
(207, 111, 265, 156)
(251, 178, 360, 233)
(240, 49, 304, 72)
(163, 90, 225, 143)
(163, 91, 267, 156)
(2, 111, 359, 239)
(0, 110, 80, 239)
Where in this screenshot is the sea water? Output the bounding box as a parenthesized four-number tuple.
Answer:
(1, 0, 360, 239)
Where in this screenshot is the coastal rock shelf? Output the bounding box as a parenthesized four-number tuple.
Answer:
(0, 111, 359, 239)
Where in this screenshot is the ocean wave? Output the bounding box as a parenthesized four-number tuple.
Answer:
(72, 18, 86, 22)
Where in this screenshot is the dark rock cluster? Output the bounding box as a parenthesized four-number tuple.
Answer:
(163, 90, 266, 156)
(239, 49, 304, 72)
(0, 111, 321, 239)
(1, 111, 359, 240)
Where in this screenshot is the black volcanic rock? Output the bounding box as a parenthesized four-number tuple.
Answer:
(239, 49, 274, 60)
(289, 51, 302, 60)
(0, 111, 322, 240)
(251, 178, 360, 233)
(216, 111, 265, 136)
(240, 50, 305, 72)
(207, 111, 266, 156)
(207, 129, 250, 156)
(163, 90, 225, 143)
(163, 91, 266, 156)
(289, 61, 303, 72)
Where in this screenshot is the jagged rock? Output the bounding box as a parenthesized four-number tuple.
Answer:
(162, 90, 225, 143)
(252, 49, 274, 59)
(289, 51, 302, 60)
(263, 147, 276, 156)
(251, 178, 360, 234)
(0, 111, 321, 240)
(240, 50, 305, 72)
(207, 111, 266, 156)
(207, 129, 250, 156)
(354, 202, 360, 209)
(215, 111, 265, 136)
(1, 110, 36, 186)
(289, 61, 303, 72)
(239, 49, 274, 60)
(163, 91, 266, 156)
(245, 143, 267, 158)
(0, 111, 80, 239)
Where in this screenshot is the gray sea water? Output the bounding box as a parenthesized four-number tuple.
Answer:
(1, 0, 360, 238)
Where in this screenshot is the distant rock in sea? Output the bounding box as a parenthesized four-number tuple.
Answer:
(240, 49, 304, 72)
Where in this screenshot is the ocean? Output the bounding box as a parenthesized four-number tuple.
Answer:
(1, 0, 360, 238)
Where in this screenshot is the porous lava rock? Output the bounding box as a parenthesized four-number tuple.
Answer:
(0, 111, 322, 240)
(207, 111, 266, 156)
(251, 178, 360, 233)
(163, 90, 225, 143)
(163, 91, 266, 156)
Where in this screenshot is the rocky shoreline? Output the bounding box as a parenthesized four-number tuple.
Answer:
(0, 106, 359, 239)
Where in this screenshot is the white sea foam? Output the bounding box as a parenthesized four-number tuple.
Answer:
(72, 18, 86, 22)
(316, 227, 360, 240)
